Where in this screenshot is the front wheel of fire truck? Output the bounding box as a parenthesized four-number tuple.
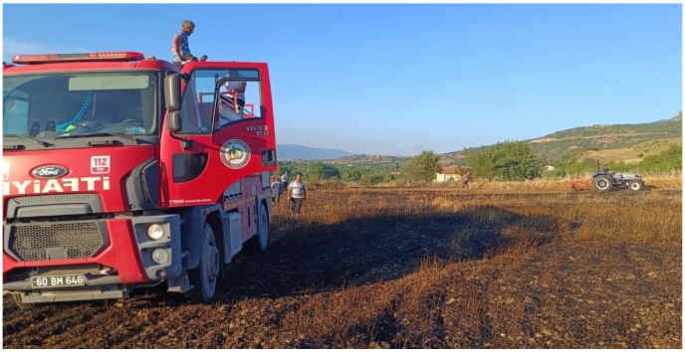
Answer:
(189, 223, 223, 303)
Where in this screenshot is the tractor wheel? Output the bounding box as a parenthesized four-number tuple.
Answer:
(593, 175, 612, 192)
(629, 180, 643, 191)
(189, 223, 222, 303)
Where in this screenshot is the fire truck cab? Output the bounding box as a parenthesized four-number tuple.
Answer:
(2, 52, 278, 303)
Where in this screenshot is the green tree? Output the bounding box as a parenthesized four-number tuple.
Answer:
(361, 173, 385, 186)
(468, 141, 542, 181)
(403, 151, 441, 183)
(341, 166, 363, 182)
(308, 162, 341, 181)
(639, 144, 682, 173)
(467, 147, 496, 181)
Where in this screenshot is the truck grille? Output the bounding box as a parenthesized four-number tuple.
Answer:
(6, 221, 107, 261)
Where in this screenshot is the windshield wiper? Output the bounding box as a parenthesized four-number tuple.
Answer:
(3, 134, 53, 147)
(55, 132, 151, 145)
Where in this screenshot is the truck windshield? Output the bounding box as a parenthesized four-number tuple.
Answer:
(3, 72, 158, 143)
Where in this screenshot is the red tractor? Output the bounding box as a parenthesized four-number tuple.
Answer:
(3, 52, 278, 304)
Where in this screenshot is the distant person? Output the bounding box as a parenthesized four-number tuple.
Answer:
(462, 171, 471, 189)
(270, 176, 282, 206)
(287, 173, 306, 219)
(603, 164, 610, 174)
(280, 171, 290, 196)
(280, 171, 290, 184)
(172, 20, 197, 65)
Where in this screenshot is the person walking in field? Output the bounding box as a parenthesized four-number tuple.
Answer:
(462, 171, 471, 189)
(270, 176, 282, 206)
(280, 171, 290, 185)
(287, 173, 306, 219)
(280, 171, 290, 197)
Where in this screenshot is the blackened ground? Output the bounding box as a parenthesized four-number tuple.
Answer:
(2, 190, 681, 348)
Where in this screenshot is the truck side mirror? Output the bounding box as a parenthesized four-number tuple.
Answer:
(167, 111, 182, 133)
(165, 74, 182, 133)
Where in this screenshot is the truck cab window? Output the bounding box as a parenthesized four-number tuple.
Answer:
(3, 90, 29, 135)
(2, 72, 158, 142)
(183, 69, 262, 133)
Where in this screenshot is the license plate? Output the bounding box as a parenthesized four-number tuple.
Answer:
(31, 274, 86, 288)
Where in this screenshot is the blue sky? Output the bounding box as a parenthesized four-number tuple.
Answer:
(3, 3, 682, 155)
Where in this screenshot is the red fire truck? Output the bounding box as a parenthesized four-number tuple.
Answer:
(2, 52, 278, 304)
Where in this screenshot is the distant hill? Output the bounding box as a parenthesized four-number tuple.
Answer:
(327, 154, 409, 165)
(440, 111, 682, 165)
(284, 112, 682, 166)
(277, 144, 353, 161)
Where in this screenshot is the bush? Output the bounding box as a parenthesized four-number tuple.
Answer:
(468, 141, 542, 181)
(403, 151, 441, 183)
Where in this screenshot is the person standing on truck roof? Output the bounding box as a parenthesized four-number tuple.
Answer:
(172, 19, 197, 64)
(288, 173, 306, 219)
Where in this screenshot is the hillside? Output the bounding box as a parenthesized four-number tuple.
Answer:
(327, 154, 409, 165)
(526, 112, 681, 161)
(441, 112, 682, 165)
(283, 112, 681, 167)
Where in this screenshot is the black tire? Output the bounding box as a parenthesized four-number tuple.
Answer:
(628, 180, 643, 191)
(593, 175, 612, 192)
(188, 223, 222, 303)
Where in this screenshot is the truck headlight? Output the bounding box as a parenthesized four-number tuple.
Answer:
(152, 248, 170, 265)
(147, 224, 166, 241)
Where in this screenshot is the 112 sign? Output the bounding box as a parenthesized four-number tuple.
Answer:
(91, 156, 111, 174)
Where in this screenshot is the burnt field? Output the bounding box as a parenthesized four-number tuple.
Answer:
(3, 187, 682, 348)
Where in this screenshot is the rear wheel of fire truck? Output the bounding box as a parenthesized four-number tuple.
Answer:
(629, 180, 643, 191)
(593, 175, 612, 192)
(257, 201, 269, 250)
(189, 223, 222, 303)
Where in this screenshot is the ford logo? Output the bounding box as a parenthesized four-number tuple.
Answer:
(31, 165, 68, 179)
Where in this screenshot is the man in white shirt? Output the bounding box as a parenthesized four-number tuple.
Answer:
(287, 173, 306, 219)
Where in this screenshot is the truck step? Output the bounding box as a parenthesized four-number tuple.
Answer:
(167, 284, 194, 294)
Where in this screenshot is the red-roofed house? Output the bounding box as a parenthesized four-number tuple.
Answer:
(435, 166, 462, 183)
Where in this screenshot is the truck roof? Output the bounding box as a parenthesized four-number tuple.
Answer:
(3, 52, 179, 75)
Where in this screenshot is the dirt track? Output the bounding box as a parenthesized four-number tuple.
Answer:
(2, 189, 682, 348)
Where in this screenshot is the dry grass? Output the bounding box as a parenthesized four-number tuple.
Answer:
(257, 187, 681, 348)
(3, 185, 681, 348)
(579, 138, 682, 164)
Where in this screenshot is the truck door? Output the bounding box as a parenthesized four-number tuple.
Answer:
(159, 62, 277, 207)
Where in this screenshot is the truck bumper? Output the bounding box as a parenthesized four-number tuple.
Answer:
(3, 214, 183, 301)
